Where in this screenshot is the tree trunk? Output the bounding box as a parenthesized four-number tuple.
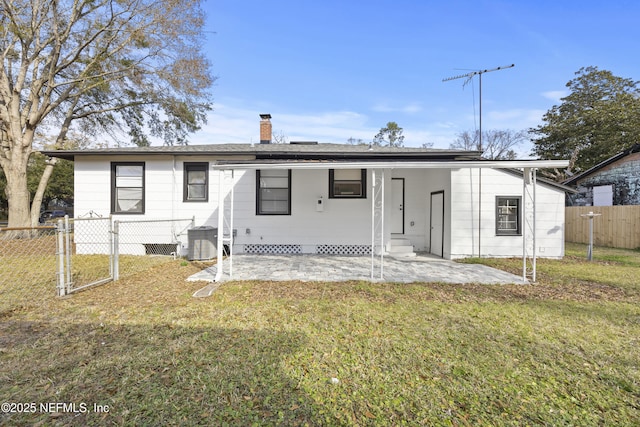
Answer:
(30, 157, 58, 225)
(5, 166, 32, 231)
(4, 150, 33, 228)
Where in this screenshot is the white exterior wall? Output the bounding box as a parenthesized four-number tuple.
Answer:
(449, 168, 565, 259)
(232, 169, 372, 253)
(74, 155, 223, 255)
(389, 169, 450, 254)
(73, 156, 565, 259)
(75, 155, 225, 223)
(74, 158, 377, 254)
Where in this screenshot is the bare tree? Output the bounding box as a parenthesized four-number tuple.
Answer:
(272, 130, 289, 144)
(347, 137, 365, 145)
(450, 129, 526, 160)
(450, 130, 478, 151)
(1, 0, 214, 227)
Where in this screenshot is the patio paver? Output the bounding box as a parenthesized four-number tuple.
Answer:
(187, 254, 526, 284)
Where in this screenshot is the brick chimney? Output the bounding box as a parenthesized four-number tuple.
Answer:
(259, 114, 272, 144)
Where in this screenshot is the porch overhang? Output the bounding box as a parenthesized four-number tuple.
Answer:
(211, 159, 570, 284)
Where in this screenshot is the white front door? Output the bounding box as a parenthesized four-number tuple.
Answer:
(430, 191, 444, 257)
(391, 178, 404, 234)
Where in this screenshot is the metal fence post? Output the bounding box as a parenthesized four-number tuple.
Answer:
(109, 216, 114, 278)
(113, 220, 120, 281)
(56, 220, 66, 296)
(64, 215, 72, 293)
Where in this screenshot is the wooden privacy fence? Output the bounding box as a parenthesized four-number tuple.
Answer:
(565, 206, 640, 249)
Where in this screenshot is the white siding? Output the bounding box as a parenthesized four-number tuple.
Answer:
(449, 168, 565, 259)
(75, 155, 224, 224)
(233, 169, 372, 251)
(73, 156, 113, 219)
(390, 169, 450, 254)
(73, 156, 565, 259)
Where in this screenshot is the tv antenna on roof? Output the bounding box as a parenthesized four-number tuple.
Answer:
(443, 64, 514, 152)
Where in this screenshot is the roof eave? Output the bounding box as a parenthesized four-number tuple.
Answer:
(211, 159, 571, 170)
(39, 147, 485, 162)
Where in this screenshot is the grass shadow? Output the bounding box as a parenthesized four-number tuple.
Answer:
(0, 320, 317, 426)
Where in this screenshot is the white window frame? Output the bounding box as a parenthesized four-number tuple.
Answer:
(111, 162, 145, 214)
(496, 196, 521, 236)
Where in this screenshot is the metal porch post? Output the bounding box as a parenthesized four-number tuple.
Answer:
(229, 170, 234, 278)
(522, 167, 537, 283)
(215, 169, 225, 282)
(380, 169, 384, 280)
(371, 169, 375, 280)
(370, 169, 385, 281)
(532, 169, 537, 282)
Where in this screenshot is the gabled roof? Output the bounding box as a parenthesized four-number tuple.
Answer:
(563, 143, 640, 186)
(41, 143, 482, 162)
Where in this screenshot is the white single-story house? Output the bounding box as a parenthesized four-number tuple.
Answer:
(43, 115, 570, 281)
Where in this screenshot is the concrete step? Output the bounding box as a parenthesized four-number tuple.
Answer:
(387, 245, 414, 254)
(389, 238, 411, 247)
(386, 237, 416, 258)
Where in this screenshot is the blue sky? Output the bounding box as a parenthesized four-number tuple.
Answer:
(193, 0, 640, 156)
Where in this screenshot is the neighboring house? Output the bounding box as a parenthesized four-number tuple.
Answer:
(564, 144, 640, 206)
(43, 115, 570, 263)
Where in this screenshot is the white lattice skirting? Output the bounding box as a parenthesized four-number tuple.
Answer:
(316, 244, 372, 255)
(243, 244, 372, 255)
(244, 244, 302, 254)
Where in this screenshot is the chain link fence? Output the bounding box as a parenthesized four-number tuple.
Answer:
(0, 226, 59, 314)
(114, 218, 194, 280)
(1, 217, 195, 313)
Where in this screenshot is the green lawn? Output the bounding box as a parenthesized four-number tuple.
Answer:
(1, 243, 638, 426)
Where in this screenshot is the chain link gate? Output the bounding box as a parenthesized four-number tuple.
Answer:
(56, 216, 114, 295)
(56, 216, 194, 295)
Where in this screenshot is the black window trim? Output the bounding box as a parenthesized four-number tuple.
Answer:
(495, 195, 522, 236)
(256, 169, 292, 215)
(183, 162, 209, 202)
(111, 161, 145, 215)
(329, 169, 367, 199)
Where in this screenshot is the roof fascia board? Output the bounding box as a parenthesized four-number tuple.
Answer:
(40, 146, 485, 161)
(211, 160, 570, 170)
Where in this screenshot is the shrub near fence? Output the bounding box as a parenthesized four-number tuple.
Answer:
(565, 206, 640, 249)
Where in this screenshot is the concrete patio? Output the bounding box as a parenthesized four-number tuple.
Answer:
(187, 254, 526, 284)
